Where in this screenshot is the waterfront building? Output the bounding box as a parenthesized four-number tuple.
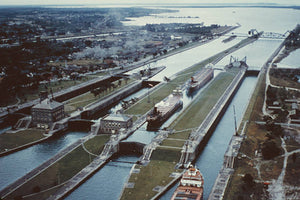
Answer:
(99, 114, 133, 134)
(31, 98, 65, 129)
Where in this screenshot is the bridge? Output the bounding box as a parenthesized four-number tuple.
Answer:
(223, 30, 288, 40)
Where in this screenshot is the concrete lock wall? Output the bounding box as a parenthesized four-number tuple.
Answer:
(118, 142, 145, 155)
(54, 76, 119, 102)
(68, 119, 93, 132)
(81, 81, 143, 119)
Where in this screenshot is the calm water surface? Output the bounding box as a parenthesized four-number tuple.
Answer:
(65, 155, 139, 200)
(64, 6, 300, 200)
(1, 6, 299, 199)
(0, 131, 87, 190)
(160, 76, 258, 200)
(279, 48, 300, 68)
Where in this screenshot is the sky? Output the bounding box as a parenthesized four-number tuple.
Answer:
(0, 0, 300, 6)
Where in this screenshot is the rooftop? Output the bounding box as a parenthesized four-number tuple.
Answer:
(102, 114, 132, 122)
(32, 99, 63, 110)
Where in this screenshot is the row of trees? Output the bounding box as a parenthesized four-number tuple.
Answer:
(90, 79, 124, 97)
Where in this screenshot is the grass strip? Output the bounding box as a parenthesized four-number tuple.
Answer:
(65, 79, 135, 113)
(6, 135, 110, 199)
(171, 68, 239, 131)
(121, 148, 182, 200)
(0, 129, 45, 152)
(20, 77, 95, 103)
(125, 35, 256, 117)
(84, 134, 111, 155)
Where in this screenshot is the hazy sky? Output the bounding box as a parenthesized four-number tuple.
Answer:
(0, 0, 300, 6)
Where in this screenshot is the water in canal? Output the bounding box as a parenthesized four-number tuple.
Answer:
(0, 131, 87, 191)
(65, 155, 139, 200)
(278, 48, 300, 68)
(1, 6, 299, 199)
(160, 76, 257, 200)
(63, 6, 300, 199)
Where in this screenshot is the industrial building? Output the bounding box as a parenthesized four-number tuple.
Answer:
(31, 98, 65, 129)
(99, 114, 133, 134)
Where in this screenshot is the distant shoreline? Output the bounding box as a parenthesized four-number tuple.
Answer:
(0, 5, 299, 10)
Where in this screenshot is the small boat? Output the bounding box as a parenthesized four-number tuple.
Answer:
(146, 89, 183, 129)
(171, 165, 204, 200)
(188, 67, 213, 93)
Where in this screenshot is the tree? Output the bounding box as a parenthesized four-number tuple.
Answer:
(242, 173, 255, 187)
(262, 140, 281, 160)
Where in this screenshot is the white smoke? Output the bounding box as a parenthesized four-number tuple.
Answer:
(73, 46, 120, 59)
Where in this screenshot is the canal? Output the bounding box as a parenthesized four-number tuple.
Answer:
(277, 48, 300, 68)
(0, 6, 299, 200)
(0, 131, 87, 191)
(159, 76, 258, 200)
(64, 15, 288, 200)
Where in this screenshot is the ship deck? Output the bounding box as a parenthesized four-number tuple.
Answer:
(173, 185, 203, 200)
(156, 95, 182, 115)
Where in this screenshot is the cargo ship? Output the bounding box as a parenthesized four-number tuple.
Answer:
(222, 35, 237, 43)
(188, 67, 214, 93)
(146, 89, 183, 129)
(171, 165, 204, 200)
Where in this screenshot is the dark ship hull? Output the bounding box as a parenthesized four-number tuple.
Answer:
(188, 67, 214, 93)
(147, 89, 183, 130)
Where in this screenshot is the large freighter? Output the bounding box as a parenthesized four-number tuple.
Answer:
(171, 165, 204, 200)
(188, 67, 214, 93)
(146, 89, 183, 129)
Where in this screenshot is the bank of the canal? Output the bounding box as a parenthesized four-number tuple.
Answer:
(0, 131, 87, 191)
(45, 35, 259, 200)
(120, 65, 245, 200)
(0, 133, 110, 200)
(159, 76, 258, 200)
(0, 28, 258, 200)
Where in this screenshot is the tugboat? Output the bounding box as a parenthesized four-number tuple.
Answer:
(188, 67, 214, 94)
(171, 165, 204, 200)
(146, 89, 183, 129)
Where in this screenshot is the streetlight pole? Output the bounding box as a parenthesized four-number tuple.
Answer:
(147, 87, 150, 103)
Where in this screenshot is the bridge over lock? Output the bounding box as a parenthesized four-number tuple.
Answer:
(223, 30, 288, 40)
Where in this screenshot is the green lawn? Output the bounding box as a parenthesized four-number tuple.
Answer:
(65, 78, 135, 113)
(20, 77, 95, 103)
(171, 69, 238, 131)
(0, 129, 46, 152)
(121, 148, 182, 200)
(84, 134, 111, 155)
(5, 134, 110, 199)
